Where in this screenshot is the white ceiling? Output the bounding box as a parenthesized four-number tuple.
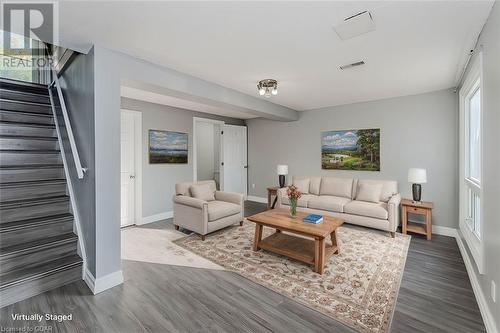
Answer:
(60, 1, 493, 111)
(121, 86, 257, 119)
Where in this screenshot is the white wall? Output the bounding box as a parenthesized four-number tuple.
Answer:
(247, 89, 458, 228)
(459, 3, 500, 332)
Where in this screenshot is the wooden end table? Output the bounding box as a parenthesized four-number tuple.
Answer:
(247, 208, 344, 274)
(267, 187, 279, 209)
(401, 199, 434, 240)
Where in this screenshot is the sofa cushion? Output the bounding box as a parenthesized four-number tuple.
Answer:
(355, 179, 398, 202)
(320, 177, 353, 198)
(190, 184, 215, 201)
(292, 178, 310, 194)
(344, 201, 388, 220)
(207, 201, 241, 221)
(307, 195, 351, 213)
(281, 194, 316, 207)
(309, 177, 322, 195)
(356, 183, 383, 203)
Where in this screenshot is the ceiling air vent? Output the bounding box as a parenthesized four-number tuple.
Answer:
(339, 61, 365, 70)
(333, 11, 375, 40)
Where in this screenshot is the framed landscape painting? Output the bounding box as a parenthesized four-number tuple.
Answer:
(149, 130, 188, 164)
(321, 129, 380, 171)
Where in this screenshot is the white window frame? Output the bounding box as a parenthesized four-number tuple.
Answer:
(459, 52, 484, 274)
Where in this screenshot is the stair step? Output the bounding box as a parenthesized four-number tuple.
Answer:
(0, 164, 64, 182)
(0, 254, 82, 308)
(0, 99, 52, 115)
(0, 179, 67, 202)
(0, 88, 51, 104)
(0, 213, 73, 247)
(0, 195, 70, 224)
(0, 135, 59, 150)
(1, 233, 78, 273)
(0, 110, 53, 125)
(0, 150, 62, 166)
(0, 78, 49, 95)
(0, 121, 56, 137)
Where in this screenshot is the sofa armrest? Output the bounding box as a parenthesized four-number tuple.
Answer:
(174, 195, 208, 209)
(387, 193, 401, 232)
(215, 191, 244, 206)
(276, 187, 288, 207)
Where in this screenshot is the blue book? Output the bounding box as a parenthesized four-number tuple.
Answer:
(303, 214, 323, 224)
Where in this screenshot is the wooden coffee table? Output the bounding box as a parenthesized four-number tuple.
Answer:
(247, 208, 344, 274)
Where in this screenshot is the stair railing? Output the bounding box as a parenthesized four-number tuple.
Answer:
(47, 60, 87, 179)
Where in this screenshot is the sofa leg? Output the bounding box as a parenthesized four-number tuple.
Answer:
(174, 225, 179, 230)
(200, 234, 206, 241)
(390, 232, 395, 238)
(239, 221, 243, 226)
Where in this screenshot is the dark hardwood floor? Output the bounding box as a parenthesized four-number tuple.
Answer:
(0, 201, 485, 333)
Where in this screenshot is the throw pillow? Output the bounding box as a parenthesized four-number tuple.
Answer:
(293, 178, 310, 194)
(356, 183, 383, 203)
(190, 184, 215, 201)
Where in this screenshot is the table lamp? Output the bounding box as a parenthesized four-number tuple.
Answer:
(277, 165, 288, 188)
(408, 168, 427, 202)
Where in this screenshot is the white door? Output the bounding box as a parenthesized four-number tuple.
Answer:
(121, 112, 136, 227)
(222, 125, 247, 196)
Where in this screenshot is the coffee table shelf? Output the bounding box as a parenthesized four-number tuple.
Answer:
(247, 208, 343, 274)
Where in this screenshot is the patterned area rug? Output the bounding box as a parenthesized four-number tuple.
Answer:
(174, 222, 410, 333)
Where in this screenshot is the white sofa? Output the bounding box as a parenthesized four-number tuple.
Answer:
(277, 176, 401, 237)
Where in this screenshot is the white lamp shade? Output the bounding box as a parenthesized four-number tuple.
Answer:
(277, 165, 288, 175)
(408, 168, 427, 183)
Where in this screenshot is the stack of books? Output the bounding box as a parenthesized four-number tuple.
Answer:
(303, 214, 323, 224)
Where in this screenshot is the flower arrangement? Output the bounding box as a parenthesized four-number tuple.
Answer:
(286, 185, 302, 217)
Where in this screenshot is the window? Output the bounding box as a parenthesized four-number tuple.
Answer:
(459, 53, 484, 273)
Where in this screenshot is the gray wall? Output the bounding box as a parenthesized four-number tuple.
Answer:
(58, 48, 96, 276)
(121, 97, 244, 218)
(247, 89, 458, 228)
(460, 2, 500, 329)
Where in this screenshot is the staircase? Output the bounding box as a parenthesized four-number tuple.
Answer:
(0, 78, 83, 308)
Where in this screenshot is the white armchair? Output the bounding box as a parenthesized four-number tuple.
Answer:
(173, 180, 244, 240)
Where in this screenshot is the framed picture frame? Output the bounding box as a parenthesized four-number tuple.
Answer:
(149, 129, 188, 164)
(321, 128, 380, 171)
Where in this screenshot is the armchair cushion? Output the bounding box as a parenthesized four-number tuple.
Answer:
(215, 191, 244, 205)
(190, 183, 215, 201)
(174, 195, 207, 209)
(207, 201, 241, 222)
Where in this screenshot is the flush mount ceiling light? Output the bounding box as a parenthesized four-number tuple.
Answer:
(257, 79, 278, 98)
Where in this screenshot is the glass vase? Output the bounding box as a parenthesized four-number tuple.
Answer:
(289, 199, 298, 218)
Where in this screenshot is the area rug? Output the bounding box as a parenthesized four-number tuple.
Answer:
(174, 222, 410, 333)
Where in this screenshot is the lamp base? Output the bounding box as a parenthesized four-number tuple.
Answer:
(412, 183, 422, 202)
(279, 175, 285, 188)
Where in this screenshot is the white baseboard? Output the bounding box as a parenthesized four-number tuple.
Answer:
(84, 268, 124, 295)
(455, 231, 498, 333)
(140, 211, 173, 225)
(432, 225, 458, 237)
(246, 195, 267, 204)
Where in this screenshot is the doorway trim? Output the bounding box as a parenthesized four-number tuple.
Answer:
(192, 117, 225, 182)
(121, 109, 143, 226)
